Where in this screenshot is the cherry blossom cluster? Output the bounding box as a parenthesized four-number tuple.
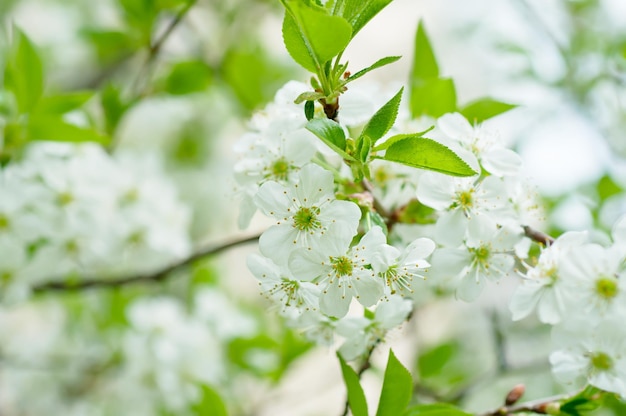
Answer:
(236, 80, 626, 400)
(0, 142, 191, 302)
(235, 82, 531, 360)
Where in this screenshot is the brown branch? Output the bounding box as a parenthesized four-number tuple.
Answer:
(479, 391, 575, 416)
(32, 233, 260, 292)
(523, 226, 555, 246)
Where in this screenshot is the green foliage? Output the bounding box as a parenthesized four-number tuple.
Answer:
(28, 115, 109, 144)
(338, 353, 369, 416)
(417, 342, 460, 378)
(222, 43, 296, 111)
(37, 92, 94, 114)
(191, 385, 228, 416)
(81, 29, 137, 64)
(346, 56, 401, 83)
(306, 118, 353, 160)
(460, 98, 517, 124)
(382, 136, 476, 177)
(409, 21, 456, 117)
(560, 386, 604, 416)
(360, 87, 403, 145)
(100, 84, 132, 135)
(4, 27, 43, 114)
(596, 175, 623, 202)
(327, 0, 394, 38)
(376, 350, 413, 416)
(281, 0, 352, 73)
(403, 403, 471, 416)
(163, 60, 213, 95)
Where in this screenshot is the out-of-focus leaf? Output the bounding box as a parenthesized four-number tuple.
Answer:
(410, 77, 457, 118)
(597, 175, 623, 202)
(164, 60, 212, 95)
(222, 43, 295, 111)
(281, 0, 352, 72)
(191, 385, 228, 416)
(418, 342, 459, 378)
(460, 98, 517, 123)
(376, 350, 413, 416)
(81, 29, 137, 64)
(411, 21, 439, 80)
(101, 84, 132, 135)
(37, 92, 93, 114)
(4, 27, 43, 114)
(28, 115, 109, 144)
(338, 353, 369, 416)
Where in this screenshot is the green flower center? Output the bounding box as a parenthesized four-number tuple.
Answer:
(271, 158, 290, 181)
(0, 214, 9, 230)
(590, 352, 613, 371)
(544, 266, 559, 284)
(57, 191, 74, 206)
(456, 189, 474, 210)
(331, 256, 354, 276)
(595, 277, 618, 300)
(470, 245, 491, 266)
(121, 188, 139, 205)
(293, 206, 321, 231)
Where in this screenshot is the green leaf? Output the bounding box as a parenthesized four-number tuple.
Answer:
(357, 134, 371, 163)
(376, 350, 413, 416)
(338, 353, 369, 416)
(28, 115, 109, 144)
(460, 98, 517, 123)
(164, 60, 212, 95)
(347, 55, 401, 82)
(222, 43, 295, 111)
(4, 27, 44, 114)
(304, 100, 315, 120)
(410, 77, 457, 118)
(417, 342, 459, 378)
(329, 0, 394, 38)
(360, 87, 403, 145)
(101, 84, 132, 135)
(306, 118, 354, 160)
(281, 1, 352, 72)
(191, 385, 228, 416)
(383, 136, 476, 177)
(411, 21, 439, 80)
(295, 91, 325, 104)
(403, 403, 471, 416)
(36, 92, 93, 115)
(372, 126, 433, 152)
(81, 29, 136, 64)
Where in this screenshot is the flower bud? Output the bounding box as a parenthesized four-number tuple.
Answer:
(505, 384, 525, 405)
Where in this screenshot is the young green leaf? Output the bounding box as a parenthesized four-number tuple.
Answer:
(376, 349, 413, 416)
(372, 126, 434, 152)
(358, 134, 371, 163)
(383, 136, 476, 177)
(403, 403, 472, 416)
(36, 92, 93, 115)
(360, 87, 403, 145)
(410, 77, 457, 118)
(329, 0, 394, 38)
(281, 1, 352, 73)
(28, 115, 109, 144)
(347, 55, 401, 83)
(338, 353, 369, 416)
(460, 98, 517, 123)
(191, 384, 228, 416)
(295, 91, 326, 104)
(164, 60, 212, 95)
(304, 100, 315, 120)
(306, 118, 355, 160)
(4, 27, 44, 114)
(411, 21, 439, 81)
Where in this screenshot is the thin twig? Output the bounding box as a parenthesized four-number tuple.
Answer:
(33, 233, 260, 292)
(523, 225, 555, 246)
(479, 390, 580, 416)
(132, 0, 197, 96)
